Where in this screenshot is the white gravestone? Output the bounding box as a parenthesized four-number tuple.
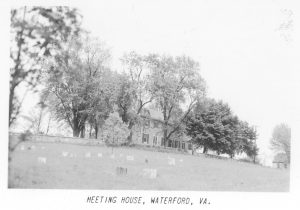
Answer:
(97, 153, 103, 158)
(69, 153, 76, 158)
(38, 157, 47, 164)
(168, 157, 176, 166)
(62, 152, 69, 157)
(126, 155, 134, 161)
(20, 145, 25, 151)
(110, 154, 115, 159)
(142, 168, 157, 179)
(85, 152, 91, 158)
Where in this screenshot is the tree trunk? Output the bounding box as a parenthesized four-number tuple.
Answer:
(89, 123, 92, 138)
(94, 119, 98, 139)
(9, 8, 27, 127)
(163, 125, 168, 148)
(80, 125, 85, 138)
(73, 128, 80, 137)
(95, 125, 98, 139)
(163, 103, 168, 148)
(127, 120, 134, 144)
(203, 146, 208, 154)
(37, 107, 44, 134)
(72, 115, 80, 137)
(9, 85, 16, 127)
(46, 114, 51, 134)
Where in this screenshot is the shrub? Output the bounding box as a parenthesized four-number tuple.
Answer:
(102, 111, 130, 148)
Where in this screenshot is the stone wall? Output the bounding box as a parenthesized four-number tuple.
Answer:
(9, 132, 105, 146)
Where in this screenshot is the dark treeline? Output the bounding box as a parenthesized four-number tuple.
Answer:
(186, 99, 258, 160)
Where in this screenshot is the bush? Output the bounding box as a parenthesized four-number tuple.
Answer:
(102, 112, 130, 147)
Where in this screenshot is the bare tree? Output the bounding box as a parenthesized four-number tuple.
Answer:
(121, 51, 155, 143)
(147, 54, 206, 146)
(42, 36, 113, 138)
(270, 123, 291, 163)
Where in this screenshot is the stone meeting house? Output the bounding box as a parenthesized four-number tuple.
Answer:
(131, 108, 193, 153)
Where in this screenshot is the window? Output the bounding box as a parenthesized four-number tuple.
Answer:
(142, 133, 149, 144)
(188, 143, 192, 150)
(153, 136, 157, 145)
(175, 141, 179, 148)
(161, 137, 164, 146)
(168, 140, 172, 147)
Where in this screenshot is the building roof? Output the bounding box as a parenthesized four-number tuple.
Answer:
(149, 109, 164, 121)
(141, 108, 164, 122)
(273, 153, 288, 163)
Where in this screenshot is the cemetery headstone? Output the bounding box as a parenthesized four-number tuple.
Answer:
(28, 145, 36, 150)
(85, 152, 91, 158)
(62, 151, 69, 157)
(38, 157, 47, 164)
(97, 153, 103, 158)
(142, 168, 157, 179)
(126, 155, 134, 161)
(168, 157, 176, 166)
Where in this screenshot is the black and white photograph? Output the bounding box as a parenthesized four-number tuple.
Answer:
(1, 0, 299, 209)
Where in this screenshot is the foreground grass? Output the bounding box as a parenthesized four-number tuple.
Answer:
(8, 141, 289, 191)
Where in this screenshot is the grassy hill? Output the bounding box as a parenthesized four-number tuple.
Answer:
(8, 141, 289, 191)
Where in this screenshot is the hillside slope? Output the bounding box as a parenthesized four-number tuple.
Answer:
(8, 141, 289, 191)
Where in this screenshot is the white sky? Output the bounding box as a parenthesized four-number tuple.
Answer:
(8, 0, 300, 162)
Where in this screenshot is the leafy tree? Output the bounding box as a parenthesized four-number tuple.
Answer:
(186, 99, 230, 155)
(20, 103, 47, 134)
(237, 121, 259, 162)
(86, 69, 121, 139)
(116, 73, 135, 124)
(102, 111, 130, 153)
(186, 99, 258, 158)
(121, 51, 155, 143)
(10, 6, 82, 126)
(42, 36, 112, 137)
(270, 123, 291, 163)
(146, 54, 206, 147)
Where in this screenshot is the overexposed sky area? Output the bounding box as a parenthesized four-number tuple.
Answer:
(16, 0, 299, 159)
